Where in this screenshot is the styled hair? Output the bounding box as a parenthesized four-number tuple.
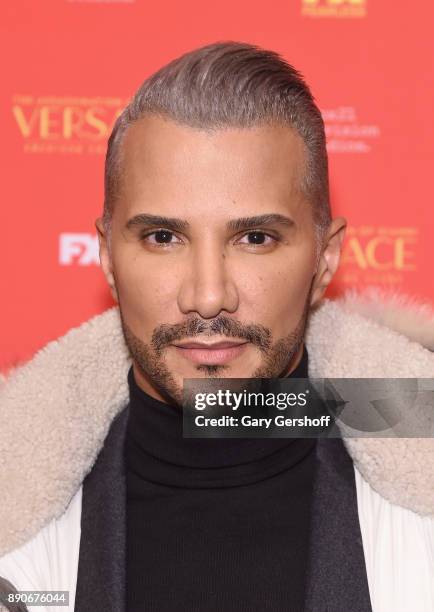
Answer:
(103, 41, 331, 242)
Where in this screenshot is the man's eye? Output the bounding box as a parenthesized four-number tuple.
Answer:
(237, 231, 276, 246)
(141, 230, 182, 246)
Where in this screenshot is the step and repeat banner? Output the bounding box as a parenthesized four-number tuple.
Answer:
(2, 0, 433, 371)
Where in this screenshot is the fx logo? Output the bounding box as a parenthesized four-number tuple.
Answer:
(59, 233, 99, 266)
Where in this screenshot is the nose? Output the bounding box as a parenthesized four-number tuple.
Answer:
(177, 241, 239, 319)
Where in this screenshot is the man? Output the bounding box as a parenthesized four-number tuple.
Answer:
(0, 41, 433, 612)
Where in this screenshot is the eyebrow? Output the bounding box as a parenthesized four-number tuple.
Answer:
(226, 214, 295, 232)
(125, 213, 295, 233)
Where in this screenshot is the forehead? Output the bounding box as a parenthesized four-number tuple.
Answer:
(117, 114, 307, 218)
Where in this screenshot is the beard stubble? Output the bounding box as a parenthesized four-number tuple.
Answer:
(120, 290, 312, 407)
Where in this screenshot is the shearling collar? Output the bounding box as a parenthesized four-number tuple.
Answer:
(0, 288, 433, 557)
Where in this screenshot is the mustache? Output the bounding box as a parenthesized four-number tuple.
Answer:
(151, 314, 272, 353)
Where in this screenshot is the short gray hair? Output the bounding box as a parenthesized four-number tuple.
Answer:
(103, 41, 331, 243)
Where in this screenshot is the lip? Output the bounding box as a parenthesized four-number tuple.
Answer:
(172, 340, 249, 365)
(173, 340, 246, 349)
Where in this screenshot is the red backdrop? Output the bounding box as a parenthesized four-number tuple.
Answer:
(2, 0, 433, 372)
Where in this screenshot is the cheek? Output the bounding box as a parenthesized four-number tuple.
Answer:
(112, 250, 181, 328)
(238, 250, 316, 330)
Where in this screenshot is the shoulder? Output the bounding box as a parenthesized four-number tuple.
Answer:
(355, 466, 434, 612)
(0, 486, 83, 610)
(0, 307, 130, 559)
(306, 290, 434, 378)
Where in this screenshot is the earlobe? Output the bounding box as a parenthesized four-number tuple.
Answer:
(95, 217, 119, 303)
(105, 267, 119, 304)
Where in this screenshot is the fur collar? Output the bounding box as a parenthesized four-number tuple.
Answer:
(0, 288, 433, 557)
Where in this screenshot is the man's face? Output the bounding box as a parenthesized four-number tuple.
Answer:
(97, 115, 345, 405)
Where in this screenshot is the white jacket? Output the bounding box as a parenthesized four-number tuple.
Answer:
(0, 288, 433, 611)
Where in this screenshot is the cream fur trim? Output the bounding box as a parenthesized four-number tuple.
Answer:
(337, 286, 434, 351)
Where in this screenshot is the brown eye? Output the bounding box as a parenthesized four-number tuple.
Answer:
(238, 231, 276, 246)
(152, 230, 174, 243)
(141, 229, 182, 246)
(248, 232, 266, 244)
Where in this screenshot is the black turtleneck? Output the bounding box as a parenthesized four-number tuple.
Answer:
(126, 345, 317, 612)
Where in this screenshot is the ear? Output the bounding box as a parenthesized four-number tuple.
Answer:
(95, 217, 119, 303)
(310, 216, 347, 308)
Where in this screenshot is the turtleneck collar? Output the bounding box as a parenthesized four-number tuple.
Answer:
(125, 344, 316, 487)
